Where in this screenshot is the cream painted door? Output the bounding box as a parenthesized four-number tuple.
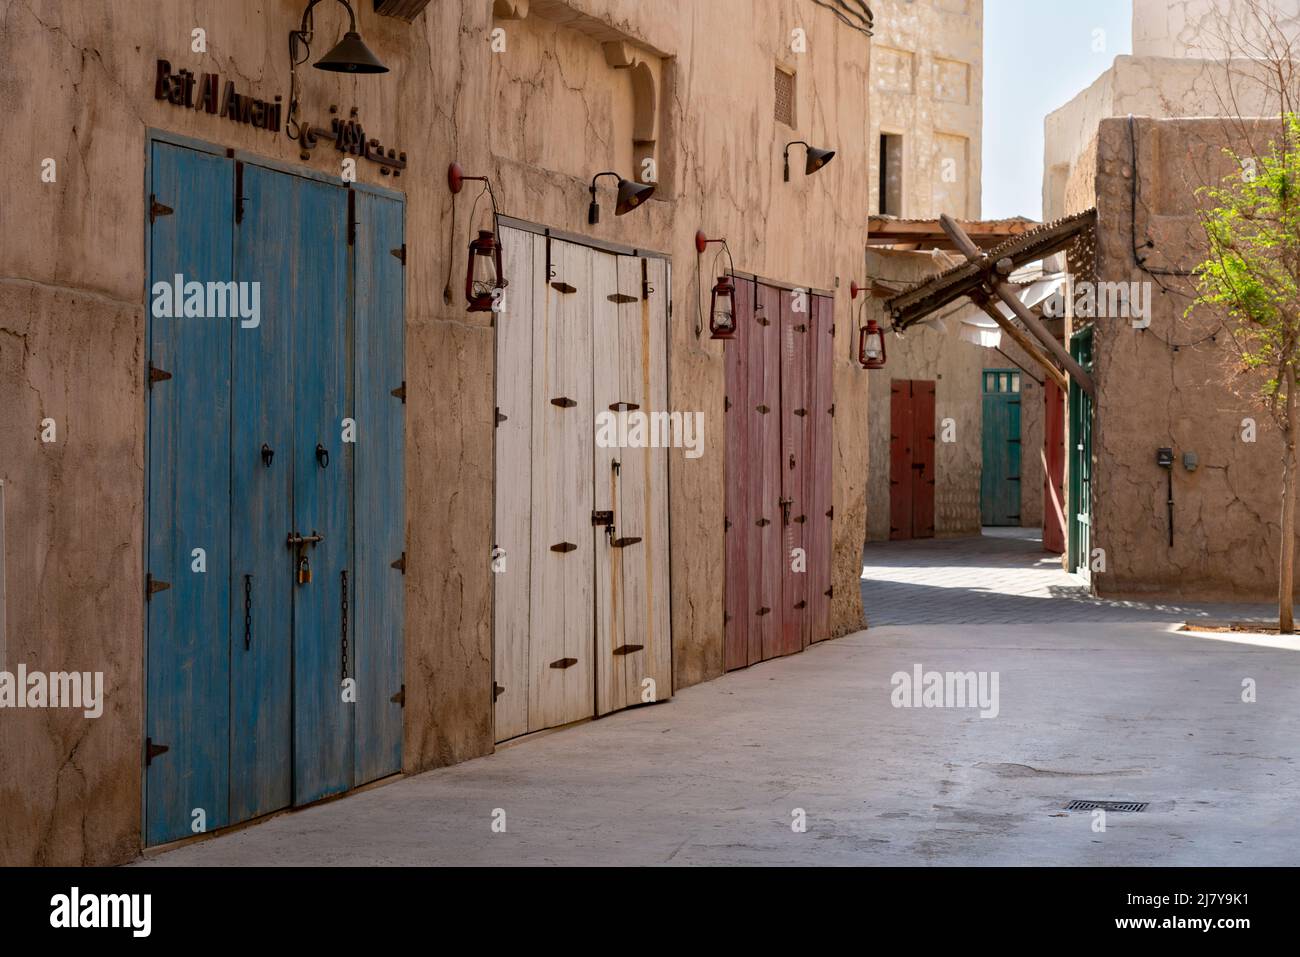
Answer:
(491, 225, 536, 742)
(528, 237, 596, 731)
(493, 228, 670, 742)
(593, 254, 672, 715)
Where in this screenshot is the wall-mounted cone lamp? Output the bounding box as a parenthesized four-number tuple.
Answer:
(696, 230, 737, 340)
(589, 171, 656, 224)
(448, 162, 506, 313)
(294, 1, 388, 73)
(783, 140, 835, 182)
(288, 0, 387, 141)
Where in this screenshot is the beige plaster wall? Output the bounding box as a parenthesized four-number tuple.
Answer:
(1088, 116, 1297, 599)
(0, 0, 871, 864)
(868, 0, 983, 218)
(1045, 53, 1291, 221)
(1133, 0, 1300, 59)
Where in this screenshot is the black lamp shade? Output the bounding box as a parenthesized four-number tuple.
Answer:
(805, 146, 835, 175)
(315, 31, 389, 73)
(615, 178, 656, 215)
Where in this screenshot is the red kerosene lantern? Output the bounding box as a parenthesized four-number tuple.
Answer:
(858, 317, 887, 369)
(466, 229, 504, 313)
(710, 274, 737, 339)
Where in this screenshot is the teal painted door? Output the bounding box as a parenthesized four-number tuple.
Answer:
(1069, 329, 1094, 576)
(146, 142, 234, 846)
(981, 369, 1022, 526)
(146, 141, 405, 844)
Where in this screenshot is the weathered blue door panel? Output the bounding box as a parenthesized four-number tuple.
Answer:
(352, 191, 406, 784)
(291, 177, 355, 805)
(229, 163, 294, 822)
(146, 142, 233, 846)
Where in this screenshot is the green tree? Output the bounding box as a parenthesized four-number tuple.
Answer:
(1191, 113, 1300, 631)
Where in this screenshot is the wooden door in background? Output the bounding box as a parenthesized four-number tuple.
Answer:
(889, 379, 936, 540)
(981, 369, 1022, 527)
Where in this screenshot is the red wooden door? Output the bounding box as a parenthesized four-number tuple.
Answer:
(724, 282, 833, 666)
(889, 379, 935, 539)
(910, 380, 936, 539)
(1043, 377, 1067, 554)
(724, 277, 753, 671)
(889, 380, 914, 540)
(779, 289, 809, 656)
(752, 282, 783, 663)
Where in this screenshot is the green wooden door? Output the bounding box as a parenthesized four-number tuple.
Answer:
(1068, 328, 1094, 576)
(981, 369, 1022, 526)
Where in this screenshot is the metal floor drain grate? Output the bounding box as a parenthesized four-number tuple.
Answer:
(1065, 800, 1148, 813)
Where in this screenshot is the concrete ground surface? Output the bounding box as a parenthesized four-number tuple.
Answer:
(140, 531, 1300, 866)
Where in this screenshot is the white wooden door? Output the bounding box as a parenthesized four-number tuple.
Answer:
(492, 225, 536, 741)
(528, 237, 595, 730)
(593, 254, 672, 714)
(494, 230, 670, 741)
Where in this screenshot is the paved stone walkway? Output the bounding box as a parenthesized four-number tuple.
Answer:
(862, 528, 1274, 627)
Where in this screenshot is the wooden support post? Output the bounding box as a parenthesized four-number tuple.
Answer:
(939, 213, 1096, 398)
(971, 295, 1069, 394)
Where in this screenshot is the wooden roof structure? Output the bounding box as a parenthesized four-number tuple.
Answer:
(867, 215, 1039, 251)
(882, 210, 1099, 396)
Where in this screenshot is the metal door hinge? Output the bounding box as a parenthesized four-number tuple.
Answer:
(390, 684, 405, 707)
(391, 244, 407, 264)
(148, 362, 172, 388)
(145, 574, 170, 600)
(551, 542, 577, 553)
(149, 194, 173, 224)
(551, 396, 577, 408)
(794, 600, 807, 610)
(495, 407, 507, 426)
(549, 657, 578, 669)
(608, 401, 639, 412)
(551, 281, 577, 294)
(612, 536, 642, 548)
(493, 682, 505, 702)
(824, 586, 833, 598)
(145, 737, 169, 765)
(795, 323, 807, 333)
(756, 404, 770, 414)
(607, 293, 637, 304)
(829, 403, 835, 417)
(391, 381, 406, 403)
(724, 396, 732, 411)
(756, 517, 771, 528)
(756, 607, 771, 617)
(613, 644, 644, 656)
(794, 408, 807, 417)
(391, 552, 406, 573)
(826, 506, 834, 519)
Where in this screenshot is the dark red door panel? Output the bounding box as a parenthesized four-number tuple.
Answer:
(889, 380, 914, 540)
(911, 380, 936, 539)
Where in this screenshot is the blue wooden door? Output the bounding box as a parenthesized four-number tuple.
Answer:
(147, 143, 404, 841)
(145, 142, 234, 845)
(228, 163, 296, 821)
(981, 369, 1022, 526)
(352, 191, 406, 784)
(288, 177, 354, 806)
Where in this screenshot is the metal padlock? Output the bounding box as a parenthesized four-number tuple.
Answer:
(297, 554, 312, 585)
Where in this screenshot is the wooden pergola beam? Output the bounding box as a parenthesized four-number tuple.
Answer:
(939, 214, 1095, 398)
(971, 295, 1069, 394)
